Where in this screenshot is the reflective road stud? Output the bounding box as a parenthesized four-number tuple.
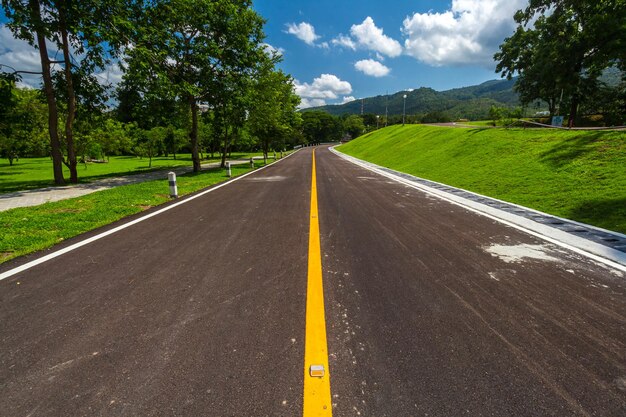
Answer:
(310, 365, 325, 378)
(168, 172, 178, 198)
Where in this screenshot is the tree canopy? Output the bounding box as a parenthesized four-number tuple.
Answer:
(1, 0, 303, 179)
(495, 0, 626, 126)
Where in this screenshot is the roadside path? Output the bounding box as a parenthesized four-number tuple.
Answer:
(0, 160, 252, 212)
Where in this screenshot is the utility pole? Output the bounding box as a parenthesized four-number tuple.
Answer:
(361, 98, 364, 115)
(385, 91, 388, 127)
(403, 94, 407, 126)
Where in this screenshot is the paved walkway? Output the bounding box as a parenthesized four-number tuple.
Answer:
(0, 160, 252, 212)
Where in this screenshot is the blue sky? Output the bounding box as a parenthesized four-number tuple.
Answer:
(255, 0, 528, 107)
(1, 0, 528, 108)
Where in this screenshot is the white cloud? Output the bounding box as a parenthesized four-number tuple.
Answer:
(262, 43, 285, 57)
(0, 26, 45, 88)
(402, 0, 527, 66)
(354, 59, 390, 77)
(332, 34, 357, 50)
(1, 25, 124, 90)
(299, 98, 327, 109)
(94, 63, 124, 86)
(341, 96, 356, 104)
(350, 17, 402, 58)
(295, 74, 353, 108)
(285, 22, 320, 46)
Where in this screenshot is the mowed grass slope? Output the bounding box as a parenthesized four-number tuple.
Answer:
(338, 125, 626, 234)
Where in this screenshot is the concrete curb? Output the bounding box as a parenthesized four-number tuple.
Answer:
(330, 147, 626, 272)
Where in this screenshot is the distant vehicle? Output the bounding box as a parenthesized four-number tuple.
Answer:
(534, 111, 550, 116)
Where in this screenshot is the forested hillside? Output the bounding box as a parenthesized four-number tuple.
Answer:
(307, 78, 519, 120)
(309, 65, 624, 122)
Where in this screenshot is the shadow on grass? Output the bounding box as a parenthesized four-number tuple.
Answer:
(0, 179, 60, 194)
(0, 163, 205, 195)
(539, 133, 605, 168)
(0, 153, 261, 195)
(0, 170, 25, 176)
(568, 197, 626, 234)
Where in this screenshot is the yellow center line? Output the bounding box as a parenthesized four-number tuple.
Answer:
(303, 149, 333, 416)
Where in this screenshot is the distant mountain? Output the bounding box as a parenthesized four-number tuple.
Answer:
(305, 78, 520, 120)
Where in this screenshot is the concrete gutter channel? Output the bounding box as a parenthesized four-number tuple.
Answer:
(330, 147, 626, 271)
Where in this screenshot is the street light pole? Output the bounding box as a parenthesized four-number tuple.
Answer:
(385, 91, 388, 127)
(403, 94, 407, 126)
(376, 115, 379, 129)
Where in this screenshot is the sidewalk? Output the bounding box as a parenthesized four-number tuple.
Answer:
(0, 161, 234, 212)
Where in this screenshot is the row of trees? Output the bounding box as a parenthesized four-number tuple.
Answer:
(495, 0, 626, 127)
(301, 111, 389, 143)
(0, 0, 302, 183)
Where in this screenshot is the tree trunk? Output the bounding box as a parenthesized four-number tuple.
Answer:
(58, 8, 78, 183)
(30, 0, 64, 185)
(548, 97, 557, 116)
(219, 104, 229, 168)
(189, 97, 201, 172)
(567, 95, 579, 128)
(220, 124, 229, 169)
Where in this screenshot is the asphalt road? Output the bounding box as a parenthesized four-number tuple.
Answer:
(1, 146, 625, 416)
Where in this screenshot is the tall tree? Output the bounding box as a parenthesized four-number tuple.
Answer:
(248, 58, 300, 160)
(495, 0, 626, 126)
(124, 0, 266, 172)
(0, 77, 49, 164)
(342, 115, 365, 139)
(301, 111, 342, 144)
(2, 0, 128, 183)
(3, 0, 64, 182)
(0, 73, 20, 165)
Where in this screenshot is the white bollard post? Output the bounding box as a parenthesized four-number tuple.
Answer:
(250, 157, 254, 169)
(227, 162, 232, 177)
(273, 151, 276, 160)
(168, 172, 178, 198)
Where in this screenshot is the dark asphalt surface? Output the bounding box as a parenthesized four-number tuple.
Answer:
(2, 146, 625, 416)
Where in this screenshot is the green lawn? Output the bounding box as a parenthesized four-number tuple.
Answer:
(338, 125, 626, 234)
(0, 161, 264, 264)
(0, 152, 264, 194)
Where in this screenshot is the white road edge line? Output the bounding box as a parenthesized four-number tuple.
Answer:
(0, 151, 300, 281)
(330, 147, 626, 274)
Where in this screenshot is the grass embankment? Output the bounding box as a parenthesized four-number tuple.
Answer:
(0, 162, 264, 264)
(338, 125, 626, 234)
(0, 152, 262, 194)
